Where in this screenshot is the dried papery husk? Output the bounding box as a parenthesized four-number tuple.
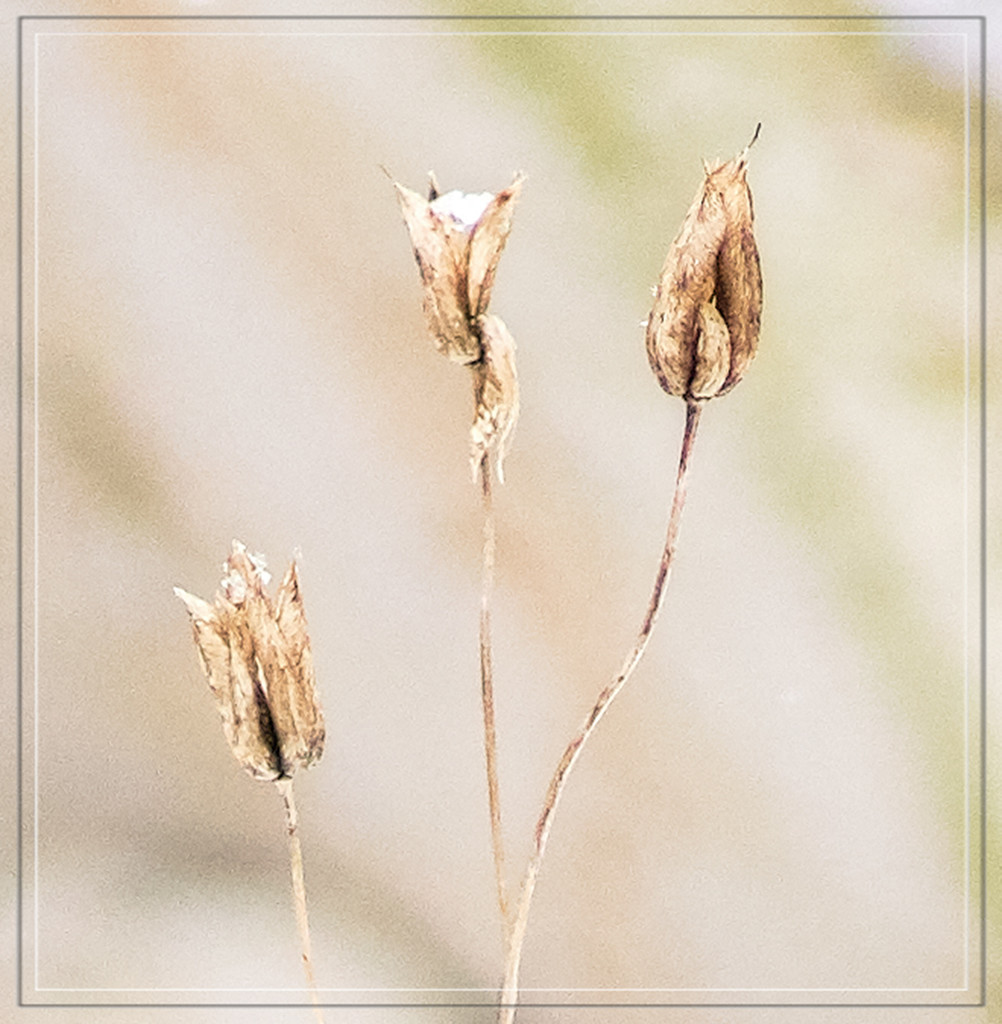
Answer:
(175, 585, 284, 780)
(237, 555, 325, 774)
(470, 313, 519, 484)
(688, 302, 731, 399)
(396, 182, 478, 362)
(261, 562, 325, 772)
(395, 174, 524, 365)
(646, 130, 761, 401)
(713, 155, 761, 395)
(466, 177, 523, 318)
(175, 542, 325, 780)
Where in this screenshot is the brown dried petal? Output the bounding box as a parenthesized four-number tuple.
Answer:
(467, 175, 524, 317)
(174, 587, 283, 781)
(713, 160, 762, 394)
(259, 563, 325, 773)
(646, 133, 761, 401)
(646, 175, 727, 398)
(395, 182, 479, 363)
(688, 302, 731, 400)
(470, 314, 519, 484)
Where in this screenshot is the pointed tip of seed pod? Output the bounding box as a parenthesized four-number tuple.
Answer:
(230, 539, 270, 579)
(280, 557, 302, 596)
(491, 172, 526, 209)
(736, 123, 762, 168)
(173, 586, 212, 620)
(391, 179, 425, 216)
(228, 539, 250, 566)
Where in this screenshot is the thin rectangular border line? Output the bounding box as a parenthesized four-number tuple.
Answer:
(18, 12, 986, 1009)
(23, 12, 986, 1011)
(25, 29, 979, 39)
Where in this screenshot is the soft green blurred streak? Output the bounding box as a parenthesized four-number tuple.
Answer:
(464, 23, 662, 189)
(40, 323, 191, 547)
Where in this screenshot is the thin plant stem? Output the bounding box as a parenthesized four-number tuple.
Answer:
(498, 399, 703, 1023)
(275, 776, 325, 1024)
(479, 453, 511, 943)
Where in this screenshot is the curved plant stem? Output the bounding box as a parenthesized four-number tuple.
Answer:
(498, 399, 703, 1023)
(479, 454, 511, 943)
(275, 777, 325, 1024)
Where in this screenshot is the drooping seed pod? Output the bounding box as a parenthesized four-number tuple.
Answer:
(646, 127, 762, 401)
(175, 542, 325, 781)
(395, 174, 524, 364)
(470, 313, 520, 484)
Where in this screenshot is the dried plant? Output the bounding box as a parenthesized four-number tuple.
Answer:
(396, 173, 525, 945)
(175, 541, 326, 1024)
(173, 131, 761, 1023)
(497, 126, 762, 1023)
(395, 131, 761, 1020)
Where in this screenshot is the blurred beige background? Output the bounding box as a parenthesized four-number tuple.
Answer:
(5, 2, 1000, 1023)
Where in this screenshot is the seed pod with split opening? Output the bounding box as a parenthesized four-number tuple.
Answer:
(174, 541, 325, 781)
(646, 128, 762, 401)
(395, 174, 524, 364)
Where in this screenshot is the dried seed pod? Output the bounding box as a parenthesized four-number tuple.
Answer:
(470, 313, 519, 483)
(395, 174, 524, 364)
(646, 128, 762, 401)
(175, 541, 325, 780)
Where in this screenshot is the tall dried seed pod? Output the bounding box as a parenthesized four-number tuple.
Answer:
(395, 174, 524, 364)
(646, 127, 762, 401)
(174, 541, 325, 780)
